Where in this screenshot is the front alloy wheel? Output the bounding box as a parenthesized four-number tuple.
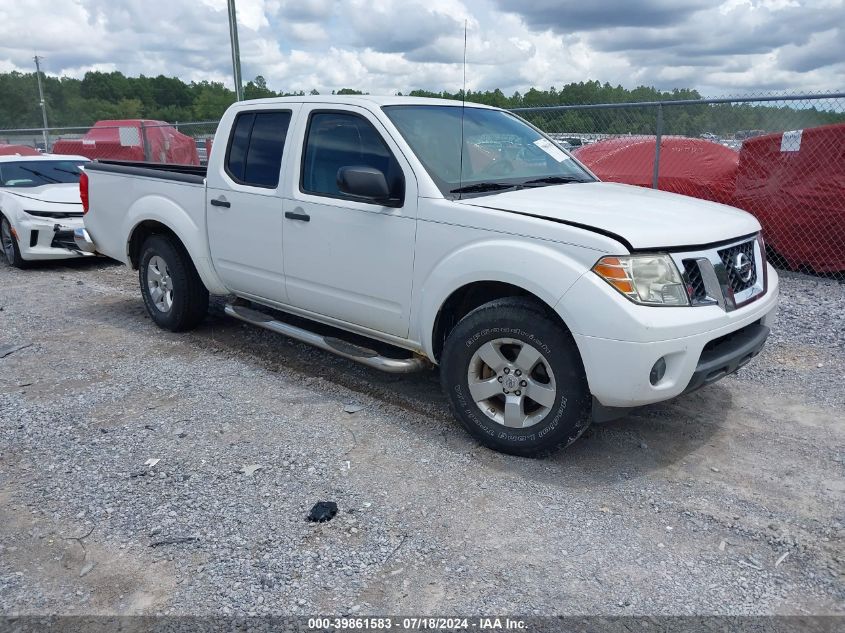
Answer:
(1, 215, 26, 268)
(467, 338, 557, 429)
(440, 297, 591, 457)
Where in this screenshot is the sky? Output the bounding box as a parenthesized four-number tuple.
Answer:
(0, 0, 842, 97)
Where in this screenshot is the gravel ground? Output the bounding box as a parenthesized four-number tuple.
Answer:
(0, 258, 842, 617)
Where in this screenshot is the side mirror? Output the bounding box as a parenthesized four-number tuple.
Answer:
(337, 166, 392, 203)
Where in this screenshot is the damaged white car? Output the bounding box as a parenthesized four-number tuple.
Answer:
(0, 154, 91, 268)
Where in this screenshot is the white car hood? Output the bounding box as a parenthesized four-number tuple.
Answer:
(459, 181, 760, 250)
(2, 183, 82, 206)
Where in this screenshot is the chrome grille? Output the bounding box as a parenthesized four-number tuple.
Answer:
(683, 260, 707, 303)
(669, 235, 766, 312)
(718, 240, 757, 294)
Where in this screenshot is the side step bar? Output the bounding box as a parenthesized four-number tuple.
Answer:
(224, 304, 429, 374)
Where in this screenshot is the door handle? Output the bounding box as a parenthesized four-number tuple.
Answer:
(285, 211, 310, 222)
(210, 197, 231, 208)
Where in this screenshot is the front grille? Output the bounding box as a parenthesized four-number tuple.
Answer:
(25, 210, 83, 219)
(718, 240, 757, 293)
(683, 260, 707, 303)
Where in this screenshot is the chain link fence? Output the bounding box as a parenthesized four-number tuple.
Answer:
(1, 92, 843, 279)
(0, 120, 219, 166)
(515, 92, 845, 280)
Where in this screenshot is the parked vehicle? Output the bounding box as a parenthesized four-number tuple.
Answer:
(0, 154, 91, 267)
(77, 96, 778, 456)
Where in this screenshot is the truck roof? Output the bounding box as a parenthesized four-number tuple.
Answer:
(232, 95, 500, 109)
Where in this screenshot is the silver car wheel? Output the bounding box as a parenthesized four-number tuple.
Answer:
(147, 255, 174, 312)
(1, 217, 14, 263)
(467, 337, 557, 429)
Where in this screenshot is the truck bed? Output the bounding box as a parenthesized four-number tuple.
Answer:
(83, 159, 208, 267)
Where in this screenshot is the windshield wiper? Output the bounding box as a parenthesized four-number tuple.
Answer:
(19, 167, 61, 184)
(522, 176, 587, 186)
(52, 168, 83, 177)
(450, 182, 521, 195)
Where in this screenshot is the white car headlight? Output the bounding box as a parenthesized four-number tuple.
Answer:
(592, 254, 689, 306)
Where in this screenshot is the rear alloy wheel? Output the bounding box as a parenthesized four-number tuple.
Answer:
(1, 215, 27, 268)
(441, 297, 591, 457)
(139, 234, 208, 332)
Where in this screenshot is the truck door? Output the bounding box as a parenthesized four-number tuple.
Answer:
(206, 105, 301, 302)
(282, 106, 417, 338)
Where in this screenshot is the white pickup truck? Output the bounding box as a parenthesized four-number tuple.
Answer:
(76, 96, 778, 456)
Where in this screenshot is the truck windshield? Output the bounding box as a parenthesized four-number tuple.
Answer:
(382, 105, 594, 197)
(0, 160, 88, 188)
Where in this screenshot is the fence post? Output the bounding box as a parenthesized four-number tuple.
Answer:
(652, 103, 663, 189)
(140, 121, 152, 162)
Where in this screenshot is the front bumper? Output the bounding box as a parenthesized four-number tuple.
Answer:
(682, 320, 769, 394)
(16, 215, 94, 261)
(560, 263, 779, 410)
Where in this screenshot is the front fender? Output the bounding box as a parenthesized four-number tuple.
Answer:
(124, 194, 228, 295)
(413, 237, 592, 359)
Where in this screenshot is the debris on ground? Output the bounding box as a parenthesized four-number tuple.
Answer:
(0, 343, 32, 358)
(307, 501, 338, 522)
(144, 458, 160, 468)
(344, 403, 366, 414)
(776, 551, 791, 567)
(149, 535, 200, 547)
(239, 464, 263, 476)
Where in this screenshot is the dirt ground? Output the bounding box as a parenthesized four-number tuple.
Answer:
(0, 257, 842, 618)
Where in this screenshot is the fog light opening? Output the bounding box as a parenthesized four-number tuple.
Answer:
(650, 357, 667, 385)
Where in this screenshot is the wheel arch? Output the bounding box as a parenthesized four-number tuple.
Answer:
(415, 239, 590, 362)
(125, 215, 227, 294)
(430, 280, 573, 363)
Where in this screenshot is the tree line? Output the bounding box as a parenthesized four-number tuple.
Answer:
(0, 70, 841, 137)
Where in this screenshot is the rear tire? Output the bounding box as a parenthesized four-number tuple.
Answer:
(1, 215, 28, 269)
(440, 297, 591, 457)
(139, 234, 208, 332)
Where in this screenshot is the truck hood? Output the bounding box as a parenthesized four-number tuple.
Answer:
(2, 183, 82, 206)
(459, 181, 760, 250)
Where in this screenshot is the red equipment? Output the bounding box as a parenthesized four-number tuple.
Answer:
(52, 120, 199, 165)
(574, 136, 739, 206)
(733, 123, 845, 273)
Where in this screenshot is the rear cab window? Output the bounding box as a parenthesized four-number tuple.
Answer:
(225, 110, 292, 188)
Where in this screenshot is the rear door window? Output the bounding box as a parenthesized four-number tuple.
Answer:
(225, 111, 292, 188)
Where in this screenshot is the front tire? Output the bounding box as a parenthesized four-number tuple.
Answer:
(440, 297, 591, 457)
(139, 234, 208, 332)
(1, 215, 28, 269)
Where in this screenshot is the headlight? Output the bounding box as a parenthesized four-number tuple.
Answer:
(592, 254, 689, 306)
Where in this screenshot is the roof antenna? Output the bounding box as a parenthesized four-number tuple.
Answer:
(457, 19, 468, 199)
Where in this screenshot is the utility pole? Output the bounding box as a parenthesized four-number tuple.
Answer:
(227, 0, 244, 101)
(34, 55, 50, 151)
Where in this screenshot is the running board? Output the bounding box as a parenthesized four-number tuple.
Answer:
(224, 304, 429, 374)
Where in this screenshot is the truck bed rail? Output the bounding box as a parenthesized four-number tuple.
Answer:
(85, 160, 206, 184)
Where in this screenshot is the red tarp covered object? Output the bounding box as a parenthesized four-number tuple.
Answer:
(52, 120, 199, 165)
(733, 123, 845, 273)
(573, 136, 739, 206)
(0, 144, 41, 156)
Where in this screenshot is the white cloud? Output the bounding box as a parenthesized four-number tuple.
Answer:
(0, 0, 840, 99)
